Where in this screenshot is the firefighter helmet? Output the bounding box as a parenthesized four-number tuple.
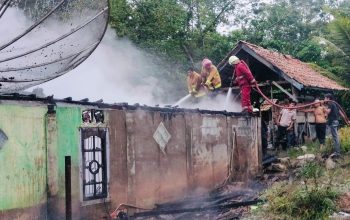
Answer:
(228, 56, 240, 65)
(202, 58, 212, 69)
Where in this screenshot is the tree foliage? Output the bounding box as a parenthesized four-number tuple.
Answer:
(109, 0, 240, 66)
(325, 3, 350, 82)
(109, 0, 350, 101)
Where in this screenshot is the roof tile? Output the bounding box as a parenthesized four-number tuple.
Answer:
(241, 41, 347, 90)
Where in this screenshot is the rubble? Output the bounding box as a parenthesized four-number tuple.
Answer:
(326, 158, 337, 170)
(268, 163, 287, 172)
(300, 145, 308, 152)
(278, 157, 291, 167)
(338, 192, 350, 213)
(297, 154, 316, 165)
(121, 181, 265, 220)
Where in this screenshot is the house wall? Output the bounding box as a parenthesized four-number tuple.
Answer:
(47, 106, 85, 220)
(0, 101, 262, 220)
(104, 109, 261, 217)
(0, 104, 47, 220)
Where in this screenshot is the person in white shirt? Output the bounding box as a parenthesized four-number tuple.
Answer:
(277, 100, 297, 149)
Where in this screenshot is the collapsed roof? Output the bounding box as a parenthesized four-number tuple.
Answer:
(218, 41, 347, 91)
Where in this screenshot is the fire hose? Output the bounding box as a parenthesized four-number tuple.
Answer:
(251, 82, 350, 126)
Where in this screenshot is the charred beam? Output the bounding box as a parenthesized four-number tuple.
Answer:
(131, 199, 263, 218)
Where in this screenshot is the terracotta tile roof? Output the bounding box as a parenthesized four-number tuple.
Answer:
(241, 41, 347, 90)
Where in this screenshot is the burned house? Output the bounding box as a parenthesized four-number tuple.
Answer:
(218, 41, 348, 146)
(0, 94, 262, 220)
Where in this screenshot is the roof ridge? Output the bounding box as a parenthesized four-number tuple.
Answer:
(241, 41, 296, 59)
(237, 41, 347, 90)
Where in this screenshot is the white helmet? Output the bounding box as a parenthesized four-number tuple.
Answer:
(228, 56, 240, 65)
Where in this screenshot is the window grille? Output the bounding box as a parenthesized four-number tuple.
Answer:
(81, 128, 107, 201)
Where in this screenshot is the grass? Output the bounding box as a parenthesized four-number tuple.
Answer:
(339, 126, 350, 152)
(256, 161, 340, 220)
(250, 127, 350, 219)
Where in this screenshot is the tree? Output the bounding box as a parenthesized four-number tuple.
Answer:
(242, 0, 331, 56)
(327, 8, 350, 59)
(109, 0, 239, 65)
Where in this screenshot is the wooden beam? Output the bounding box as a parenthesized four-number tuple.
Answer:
(271, 81, 298, 102)
(217, 42, 244, 71)
(240, 44, 304, 91)
(221, 81, 290, 91)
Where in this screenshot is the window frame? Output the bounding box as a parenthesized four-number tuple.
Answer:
(79, 127, 109, 204)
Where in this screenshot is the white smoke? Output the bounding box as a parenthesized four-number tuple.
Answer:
(0, 5, 107, 92)
(33, 28, 243, 111)
(1, 6, 241, 111)
(179, 92, 242, 112)
(36, 28, 166, 105)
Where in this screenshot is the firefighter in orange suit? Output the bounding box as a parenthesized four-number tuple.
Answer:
(187, 67, 205, 97)
(201, 58, 222, 92)
(228, 56, 256, 113)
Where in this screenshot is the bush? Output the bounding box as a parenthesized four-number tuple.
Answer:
(261, 161, 339, 219)
(339, 126, 350, 153)
(291, 187, 338, 220)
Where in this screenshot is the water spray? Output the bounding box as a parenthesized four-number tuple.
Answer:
(172, 94, 192, 107)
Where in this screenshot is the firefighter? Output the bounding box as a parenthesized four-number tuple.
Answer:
(228, 55, 256, 114)
(187, 67, 205, 97)
(201, 58, 222, 93)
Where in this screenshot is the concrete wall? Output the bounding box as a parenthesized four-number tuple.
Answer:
(0, 101, 261, 220)
(47, 106, 84, 220)
(0, 103, 47, 220)
(106, 109, 261, 215)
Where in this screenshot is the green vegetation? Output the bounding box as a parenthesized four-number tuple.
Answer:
(109, 0, 350, 106)
(287, 147, 305, 159)
(259, 133, 350, 220)
(261, 161, 339, 220)
(339, 126, 350, 152)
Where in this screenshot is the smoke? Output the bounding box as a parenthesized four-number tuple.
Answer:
(33, 28, 242, 112)
(179, 92, 242, 112)
(1, 6, 241, 111)
(0, 3, 108, 93)
(36, 28, 170, 105)
(0, 3, 175, 105)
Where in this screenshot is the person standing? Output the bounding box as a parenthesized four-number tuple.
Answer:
(228, 56, 256, 114)
(302, 98, 328, 149)
(324, 93, 341, 155)
(277, 101, 297, 149)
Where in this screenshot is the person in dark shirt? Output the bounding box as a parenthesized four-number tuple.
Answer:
(324, 93, 341, 155)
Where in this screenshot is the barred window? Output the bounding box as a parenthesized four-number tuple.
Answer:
(81, 128, 108, 201)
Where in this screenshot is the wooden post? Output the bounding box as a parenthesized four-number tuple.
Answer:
(65, 156, 72, 220)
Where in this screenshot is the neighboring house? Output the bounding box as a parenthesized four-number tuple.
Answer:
(218, 41, 348, 146)
(0, 94, 261, 220)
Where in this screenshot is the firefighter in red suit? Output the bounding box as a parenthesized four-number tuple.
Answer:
(228, 56, 256, 113)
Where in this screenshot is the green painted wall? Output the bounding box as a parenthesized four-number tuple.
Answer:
(0, 104, 47, 210)
(55, 106, 82, 198)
